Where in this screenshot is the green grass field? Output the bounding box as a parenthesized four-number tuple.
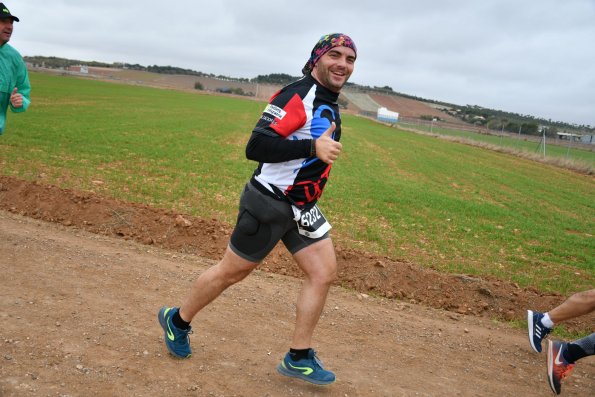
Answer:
(2, 72, 593, 294)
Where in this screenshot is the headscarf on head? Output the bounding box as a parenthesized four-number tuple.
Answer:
(302, 33, 357, 75)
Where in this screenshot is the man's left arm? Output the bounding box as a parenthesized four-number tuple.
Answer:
(10, 61, 31, 113)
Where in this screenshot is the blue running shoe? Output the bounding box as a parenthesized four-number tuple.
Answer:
(158, 306, 192, 358)
(547, 340, 575, 395)
(527, 310, 551, 353)
(277, 349, 336, 385)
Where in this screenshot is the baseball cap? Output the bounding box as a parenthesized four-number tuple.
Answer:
(0, 3, 19, 22)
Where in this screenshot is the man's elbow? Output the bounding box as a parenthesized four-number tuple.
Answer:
(246, 133, 265, 161)
(245, 141, 257, 160)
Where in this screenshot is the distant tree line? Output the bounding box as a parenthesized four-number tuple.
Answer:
(446, 105, 593, 136)
(251, 73, 300, 85)
(24, 56, 250, 83)
(25, 56, 114, 69)
(146, 65, 250, 82)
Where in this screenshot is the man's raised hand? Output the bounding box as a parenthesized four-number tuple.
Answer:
(315, 122, 342, 164)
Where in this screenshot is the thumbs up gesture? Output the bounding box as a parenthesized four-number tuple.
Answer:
(315, 122, 342, 164)
(10, 87, 23, 108)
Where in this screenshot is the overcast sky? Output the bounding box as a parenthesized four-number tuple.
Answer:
(8, 0, 595, 126)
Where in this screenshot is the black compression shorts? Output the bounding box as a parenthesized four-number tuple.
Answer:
(229, 182, 329, 262)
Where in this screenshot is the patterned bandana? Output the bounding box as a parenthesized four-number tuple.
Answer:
(302, 33, 357, 75)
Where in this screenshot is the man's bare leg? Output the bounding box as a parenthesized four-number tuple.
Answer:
(290, 238, 337, 349)
(179, 247, 259, 322)
(548, 289, 595, 324)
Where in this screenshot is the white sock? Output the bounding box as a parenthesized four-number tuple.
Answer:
(541, 313, 554, 329)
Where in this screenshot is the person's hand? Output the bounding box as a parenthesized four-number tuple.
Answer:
(315, 122, 342, 164)
(10, 87, 23, 108)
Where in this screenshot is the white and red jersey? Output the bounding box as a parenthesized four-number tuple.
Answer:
(250, 74, 342, 208)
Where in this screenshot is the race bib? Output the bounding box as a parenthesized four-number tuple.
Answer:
(291, 204, 332, 238)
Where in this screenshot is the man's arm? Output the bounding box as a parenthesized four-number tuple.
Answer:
(246, 122, 340, 164)
(246, 131, 311, 163)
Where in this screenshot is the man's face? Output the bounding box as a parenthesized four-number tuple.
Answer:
(0, 17, 14, 45)
(311, 46, 356, 93)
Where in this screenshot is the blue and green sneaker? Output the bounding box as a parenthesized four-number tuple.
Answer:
(277, 349, 336, 385)
(158, 306, 192, 358)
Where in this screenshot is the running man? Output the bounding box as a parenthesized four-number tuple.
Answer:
(158, 33, 357, 386)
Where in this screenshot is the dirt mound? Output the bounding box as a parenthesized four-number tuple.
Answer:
(0, 175, 591, 333)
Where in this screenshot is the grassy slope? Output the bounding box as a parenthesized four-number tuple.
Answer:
(2, 72, 593, 293)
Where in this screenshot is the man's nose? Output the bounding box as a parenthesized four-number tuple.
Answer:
(336, 56, 348, 68)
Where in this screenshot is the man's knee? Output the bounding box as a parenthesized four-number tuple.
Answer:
(576, 289, 595, 310)
(222, 266, 253, 284)
(217, 249, 258, 284)
(294, 238, 337, 284)
(310, 259, 338, 285)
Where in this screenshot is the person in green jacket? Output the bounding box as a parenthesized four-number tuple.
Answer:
(0, 3, 30, 135)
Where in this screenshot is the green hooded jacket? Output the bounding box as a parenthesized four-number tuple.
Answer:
(0, 42, 30, 134)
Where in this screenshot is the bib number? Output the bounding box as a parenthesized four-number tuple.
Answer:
(292, 204, 332, 238)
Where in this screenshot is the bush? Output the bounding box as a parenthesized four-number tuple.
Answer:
(231, 87, 245, 96)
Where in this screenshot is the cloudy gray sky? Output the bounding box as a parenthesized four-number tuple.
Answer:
(9, 0, 595, 126)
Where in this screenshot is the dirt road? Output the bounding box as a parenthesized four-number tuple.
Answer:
(1, 209, 593, 396)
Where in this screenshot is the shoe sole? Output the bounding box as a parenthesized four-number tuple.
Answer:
(158, 307, 191, 359)
(527, 310, 540, 353)
(276, 363, 335, 386)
